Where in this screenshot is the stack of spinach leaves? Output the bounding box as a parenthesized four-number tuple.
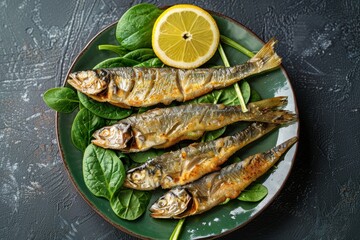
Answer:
(43, 3, 269, 226)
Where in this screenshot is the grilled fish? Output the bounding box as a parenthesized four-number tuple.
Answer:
(67, 39, 281, 108)
(149, 137, 298, 219)
(92, 96, 296, 152)
(123, 122, 277, 190)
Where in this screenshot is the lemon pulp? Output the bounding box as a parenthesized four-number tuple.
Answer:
(152, 4, 220, 69)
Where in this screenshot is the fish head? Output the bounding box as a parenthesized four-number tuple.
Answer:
(92, 123, 133, 150)
(68, 69, 110, 95)
(150, 188, 191, 218)
(123, 165, 162, 190)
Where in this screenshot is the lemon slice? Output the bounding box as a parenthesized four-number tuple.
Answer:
(152, 4, 220, 69)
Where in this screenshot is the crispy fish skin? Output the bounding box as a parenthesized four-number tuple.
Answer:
(123, 122, 278, 190)
(149, 137, 298, 219)
(92, 97, 297, 152)
(67, 39, 281, 108)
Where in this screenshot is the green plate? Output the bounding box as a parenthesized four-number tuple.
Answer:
(56, 12, 299, 240)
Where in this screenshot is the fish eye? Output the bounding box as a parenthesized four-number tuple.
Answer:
(132, 172, 144, 182)
(98, 69, 107, 78)
(99, 129, 110, 137)
(157, 198, 167, 207)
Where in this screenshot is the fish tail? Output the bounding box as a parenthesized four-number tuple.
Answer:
(233, 122, 278, 143)
(249, 38, 282, 72)
(248, 96, 288, 111)
(265, 137, 298, 163)
(233, 97, 296, 124)
(252, 110, 297, 124)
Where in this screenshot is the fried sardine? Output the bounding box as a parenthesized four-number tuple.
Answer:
(68, 39, 281, 108)
(92, 97, 296, 152)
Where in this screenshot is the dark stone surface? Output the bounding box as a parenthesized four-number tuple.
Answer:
(0, 0, 359, 239)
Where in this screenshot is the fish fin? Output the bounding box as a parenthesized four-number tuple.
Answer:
(249, 38, 282, 72)
(264, 137, 298, 163)
(264, 110, 298, 124)
(254, 110, 297, 124)
(247, 97, 297, 124)
(272, 137, 298, 155)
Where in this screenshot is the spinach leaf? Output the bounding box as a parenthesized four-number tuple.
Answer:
(190, 93, 216, 104)
(98, 44, 128, 56)
(249, 88, 262, 102)
(190, 81, 250, 106)
(220, 184, 268, 205)
(202, 127, 226, 142)
(116, 152, 133, 171)
(137, 107, 150, 114)
(217, 81, 251, 106)
(43, 87, 79, 113)
(83, 144, 125, 200)
(229, 156, 242, 163)
(71, 108, 106, 152)
(129, 149, 165, 163)
(116, 152, 130, 161)
(78, 92, 132, 120)
(190, 89, 223, 104)
(116, 3, 163, 50)
(106, 119, 119, 126)
(79, 101, 85, 110)
(238, 183, 268, 202)
(239, 81, 251, 104)
(123, 48, 156, 62)
(93, 57, 139, 69)
(134, 57, 163, 67)
(217, 87, 239, 105)
(110, 189, 151, 220)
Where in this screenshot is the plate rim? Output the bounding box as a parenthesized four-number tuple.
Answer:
(55, 10, 299, 240)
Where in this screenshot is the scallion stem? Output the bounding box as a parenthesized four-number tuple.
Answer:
(169, 218, 185, 240)
(233, 83, 248, 112)
(98, 44, 127, 56)
(220, 35, 255, 58)
(218, 42, 231, 66)
(218, 43, 248, 112)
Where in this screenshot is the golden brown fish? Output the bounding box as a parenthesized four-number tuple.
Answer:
(149, 137, 298, 219)
(92, 96, 296, 152)
(67, 39, 281, 108)
(123, 122, 277, 190)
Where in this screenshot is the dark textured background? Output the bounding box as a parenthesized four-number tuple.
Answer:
(0, 0, 359, 239)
